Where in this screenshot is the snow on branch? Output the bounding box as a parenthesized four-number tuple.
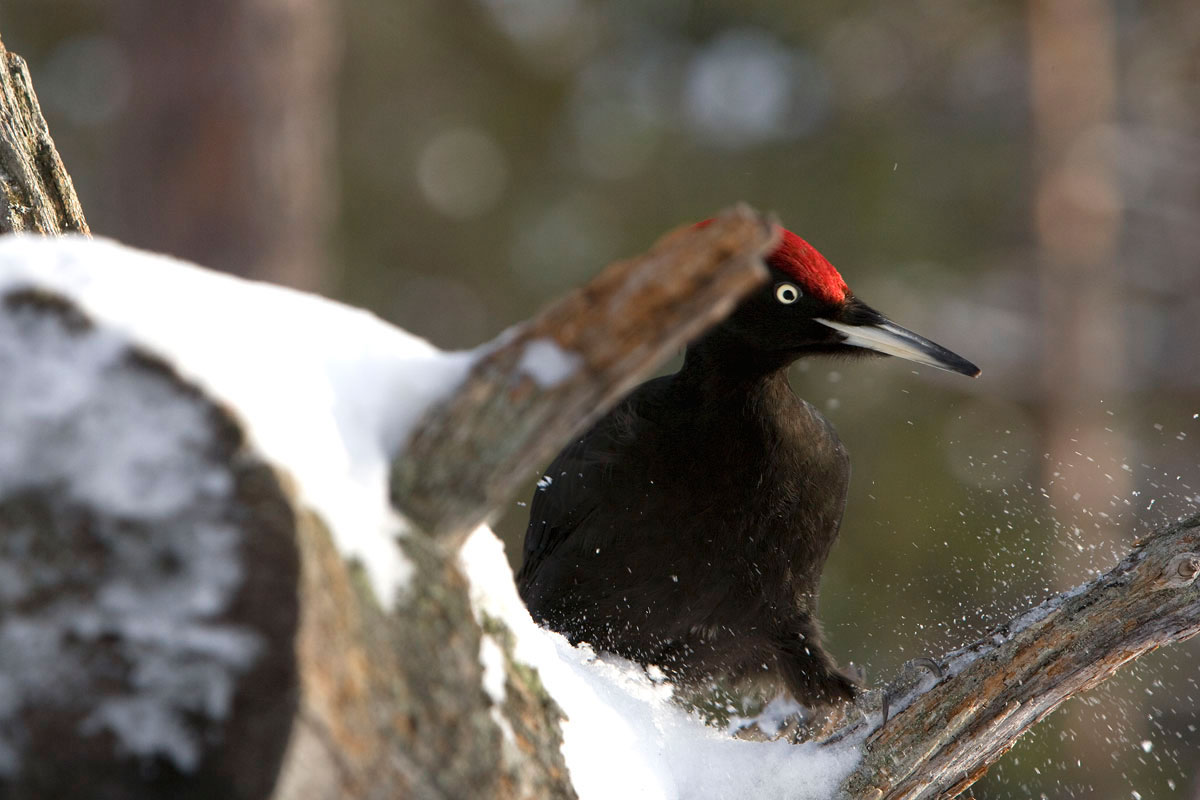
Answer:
(817, 512, 1200, 799)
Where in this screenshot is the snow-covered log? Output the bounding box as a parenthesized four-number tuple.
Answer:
(0, 210, 777, 799)
(0, 282, 299, 796)
(0, 32, 88, 235)
(0, 239, 472, 797)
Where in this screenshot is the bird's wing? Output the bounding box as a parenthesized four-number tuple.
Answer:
(517, 407, 626, 588)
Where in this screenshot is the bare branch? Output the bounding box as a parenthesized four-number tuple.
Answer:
(0, 33, 88, 235)
(391, 206, 776, 541)
(823, 512, 1200, 800)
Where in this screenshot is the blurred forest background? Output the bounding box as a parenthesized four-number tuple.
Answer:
(1, 0, 1198, 797)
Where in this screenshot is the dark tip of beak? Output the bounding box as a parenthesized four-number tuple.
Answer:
(948, 354, 982, 378)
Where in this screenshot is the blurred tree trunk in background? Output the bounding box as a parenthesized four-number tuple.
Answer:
(106, 0, 339, 290)
(1029, 0, 1130, 786)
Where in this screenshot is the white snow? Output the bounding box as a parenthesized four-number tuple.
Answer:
(461, 526, 861, 800)
(479, 633, 509, 707)
(0, 235, 472, 604)
(517, 337, 582, 388)
(0, 294, 262, 771)
(479, 632, 518, 746)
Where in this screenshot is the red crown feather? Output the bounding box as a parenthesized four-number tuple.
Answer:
(694, 220, 848, 305)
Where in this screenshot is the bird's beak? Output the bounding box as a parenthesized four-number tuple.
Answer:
(815, 317, 980, 377)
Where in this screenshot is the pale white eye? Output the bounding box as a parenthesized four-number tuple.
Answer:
(775, 282, 801, 304)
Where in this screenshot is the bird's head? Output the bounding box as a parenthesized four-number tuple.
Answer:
(710, 224, 980, 377)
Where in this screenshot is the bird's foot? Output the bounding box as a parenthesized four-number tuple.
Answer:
(910, 657, 944, 678)
(816, 664, 862, 705)
(842, 661, 868, 685)
(729, 693, 810, 742)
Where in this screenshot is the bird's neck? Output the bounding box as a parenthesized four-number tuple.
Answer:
(676, 326, 797, 399)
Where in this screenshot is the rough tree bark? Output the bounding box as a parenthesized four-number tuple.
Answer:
(1, 29, 1197, 800)
(0, 32, 88, 235)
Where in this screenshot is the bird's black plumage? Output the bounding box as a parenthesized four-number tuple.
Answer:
(517, 228, 978, 707)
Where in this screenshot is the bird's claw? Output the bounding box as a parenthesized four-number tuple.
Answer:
(909, 656, 944, 679)
(842, 662, 867, 685)
(880, 657, 946, 726)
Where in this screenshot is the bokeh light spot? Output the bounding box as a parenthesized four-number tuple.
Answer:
(40, 35, 131, 126)
(683, 29, 795, 148)
(416, 127, 509, 219)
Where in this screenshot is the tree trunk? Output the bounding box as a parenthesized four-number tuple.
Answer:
(1029, 0, 1131, 783)
(104, 0, 339, 290)
(0, 31, 88, 235)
